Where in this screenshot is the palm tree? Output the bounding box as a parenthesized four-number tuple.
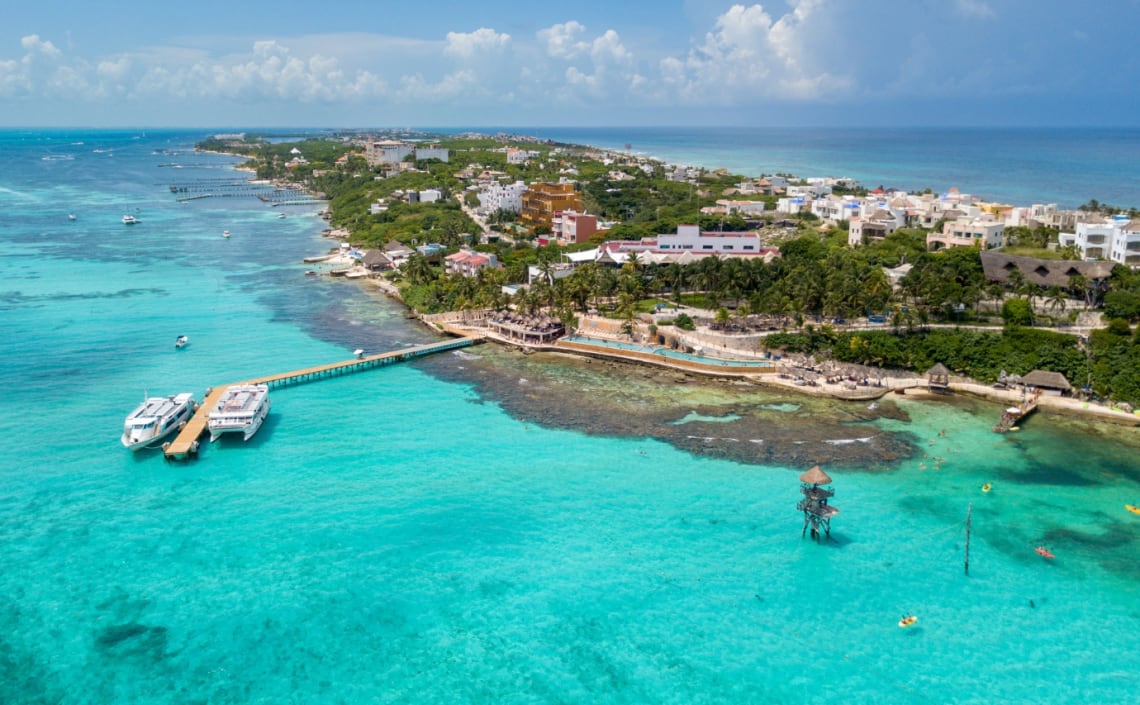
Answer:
(1067, 274, 1090, 310)
(1045, 286, 1067, 316)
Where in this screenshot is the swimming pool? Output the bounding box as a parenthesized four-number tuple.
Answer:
(562, 336, 774, 369)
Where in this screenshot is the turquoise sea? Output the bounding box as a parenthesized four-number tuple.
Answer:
(1, 129, 1138, 704)
(482, 126, 1140, 210)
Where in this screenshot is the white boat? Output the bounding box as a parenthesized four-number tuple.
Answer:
(222, 230, 231, 238)
(278, 213, 287, 219)
(121, 393, 198, 451)
(122, 214, 139, 225)
(207, 384, 270, 442)
(175, 335, 189, 348)
(68, 213, 77, 221)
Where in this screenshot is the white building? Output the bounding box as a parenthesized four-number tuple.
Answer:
(477, 180, 526, 215)
(414, 145, 449, 163)
(419, 189, 442, 204)
(655, 224, 764, 254)
(716, 199, 769, 216)
(848, 208, 905, 247)
(776, 196, 809, 215)
(365, 140, 414, 166)
(1059, 217, 1140, 266)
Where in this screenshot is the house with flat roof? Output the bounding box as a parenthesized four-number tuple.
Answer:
(1059, 217, 1140, 267)
(926, 216, 1005, 251)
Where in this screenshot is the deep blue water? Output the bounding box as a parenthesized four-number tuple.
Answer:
(451, 126, 1140, 209)
(0, 129, 1138, 704)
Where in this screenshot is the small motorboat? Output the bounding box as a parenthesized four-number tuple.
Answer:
(122, 214, 139, 225)
(1035, 546, 1055, 560)
(982, 483, 992, 493)
(1126, 504, 1140, 515)
(175, 335, 189, 349)
(222, 230, 231, 238)
(68, 213, 77, 221)
(278, 213, 287, 219)
(304, 270, 317, 276)
(898, 615, 918, 628)
(353, 349, 365, 359)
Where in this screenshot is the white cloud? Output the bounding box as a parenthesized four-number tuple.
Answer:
(21, 34, 61, 59)
(659, 2, 850, 102)
(539, 21, 589, 59)
(444, 28, 510, 59)
(954, 0, 995, 19)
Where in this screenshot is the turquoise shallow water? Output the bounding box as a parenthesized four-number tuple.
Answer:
(1, 130, 1138, 704)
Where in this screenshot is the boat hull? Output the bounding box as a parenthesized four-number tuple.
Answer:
(121, 394, 197, 451)
(207, 385, 270, 443)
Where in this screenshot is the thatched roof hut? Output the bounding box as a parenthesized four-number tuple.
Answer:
(926, 363, 951, 389)
(799, 465, 832, 486)
(1020, 369, 1073, 393)
(980, 251, 1114, 288)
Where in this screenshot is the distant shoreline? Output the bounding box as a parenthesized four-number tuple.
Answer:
(205, 136, 1140, 431)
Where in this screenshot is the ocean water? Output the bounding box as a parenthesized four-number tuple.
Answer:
(489, 126, 1140, 210)
(1, 129, 1138, 704)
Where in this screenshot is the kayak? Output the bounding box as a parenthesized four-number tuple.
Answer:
(1035, 546, 1055, 560)
(1126, 504, 1140, 515)
(982, 483, 992, 493)
(898, 615, 918, 628)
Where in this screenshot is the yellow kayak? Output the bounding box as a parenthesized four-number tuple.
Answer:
(1126, 504, 1140, 516)
(898, 615, 918, 628)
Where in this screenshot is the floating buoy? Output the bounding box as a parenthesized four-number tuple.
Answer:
(982, 483, 992, 493)
(898, 615, 918, 628)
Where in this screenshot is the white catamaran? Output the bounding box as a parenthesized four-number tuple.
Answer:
(121, 393, 198, 450)
(207, 384, 270, 442)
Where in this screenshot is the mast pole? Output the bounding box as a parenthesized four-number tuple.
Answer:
(965, 503, 973, 576)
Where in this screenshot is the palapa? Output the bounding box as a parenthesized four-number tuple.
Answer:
(799, 465, 832, 485)
(1020, 369, 1073, 391)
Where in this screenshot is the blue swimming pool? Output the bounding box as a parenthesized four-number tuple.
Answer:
(562, 336, 774, 368)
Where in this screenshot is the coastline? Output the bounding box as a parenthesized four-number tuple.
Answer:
(203, 139, 1140, 433)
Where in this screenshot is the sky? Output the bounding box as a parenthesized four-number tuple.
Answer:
(3, 0, 1139, 128)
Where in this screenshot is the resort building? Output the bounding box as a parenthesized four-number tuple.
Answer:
(595, 225, 778, 265)
(414, 144, 449, 163)
(520, 181, 582, 230)
(444, 249, 500, 277)
(1059, 217, 1140, 267)
(926, 216, 1005, 251)
(476, 180, 527, 215)
(979, 251, 1115, 289)
(364, 141, 449, 166)
(365, 140, 414, 166)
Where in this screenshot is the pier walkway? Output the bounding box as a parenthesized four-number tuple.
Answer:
(163, 336, 480, 460)
(993, 389, 1041, 432)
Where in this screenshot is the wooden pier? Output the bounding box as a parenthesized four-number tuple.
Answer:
(162, 336, 480, 460)
(992, 389, 1041, 432)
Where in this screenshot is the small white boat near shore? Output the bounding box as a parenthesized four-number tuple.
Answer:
(175, 335, 189, 349)
(121, 393, 198, 450)
(207, 384, 270, 442)
(122, 214, 139, 225)
(222, 230, 231, 238)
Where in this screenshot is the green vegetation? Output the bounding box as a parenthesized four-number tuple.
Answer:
(196, 132, 1140, 404)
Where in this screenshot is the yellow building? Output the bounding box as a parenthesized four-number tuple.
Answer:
(521, 182, 581, 229)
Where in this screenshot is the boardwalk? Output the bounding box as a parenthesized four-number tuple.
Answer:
(163, 336, 480, 460)
(993, 389, 1041, 432)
